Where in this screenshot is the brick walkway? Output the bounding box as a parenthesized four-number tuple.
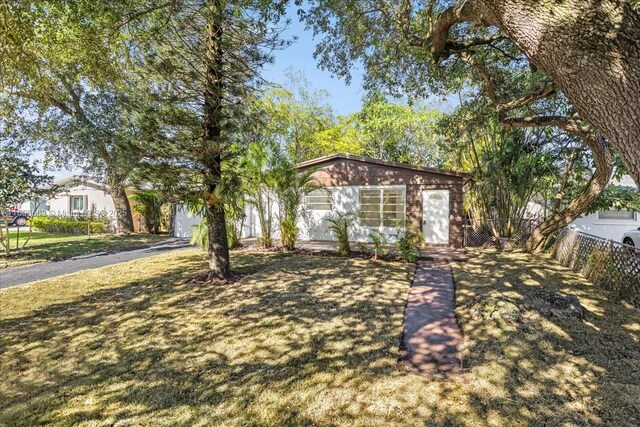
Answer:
(400, 261, 463, 375)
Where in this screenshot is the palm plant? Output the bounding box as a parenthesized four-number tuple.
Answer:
(129, 190, 165, 234)
(327, 211, 355, 256)
(273, 160, 319, 251)
(243, 142, 278, 248)
(368, 229, 389, 260)
(396, 227, 424, 263)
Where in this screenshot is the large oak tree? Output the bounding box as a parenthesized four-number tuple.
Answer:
(302, 0, 636, 250)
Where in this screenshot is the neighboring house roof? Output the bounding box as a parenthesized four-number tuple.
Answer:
(296, 153, 469, 179)
(52, 175, 107, 191)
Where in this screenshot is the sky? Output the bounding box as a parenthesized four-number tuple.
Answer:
(261, 10, 367, 116)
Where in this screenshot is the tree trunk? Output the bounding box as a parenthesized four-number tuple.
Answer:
(110, 184, 134, 235)
(472, 0, 640, 186)
(202, 0, 231, 279)
(526, 135, 613, 252)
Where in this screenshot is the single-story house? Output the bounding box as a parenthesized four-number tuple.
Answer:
(173, 154, 468, 248)
(570, 175, 640, 243)
(45, 176, 116, 216)
(29, 176, 144, 231)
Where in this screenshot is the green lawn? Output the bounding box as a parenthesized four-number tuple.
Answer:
(0, 249, 638, 426)
(0, 230, 169, 269)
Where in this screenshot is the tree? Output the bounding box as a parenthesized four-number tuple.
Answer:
(302, 0, 620, 251)
(107, 0, 290, 279)
(353, 93, 443, 166)
(243, 141, 279, 248)
(0, 79, 166, 234)
(0, 151, 53, 256)
(303, 0, 640, 185)
(263, 70, 336, 162)
(0, 1, 163, 234)
(440, 111, 558, 242)
(312, 116, 365, 157)
(129, 191, 166, 234)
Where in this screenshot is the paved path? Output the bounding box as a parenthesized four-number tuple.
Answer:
(400, 261, 463, 375)
(0, 240, 194, 289)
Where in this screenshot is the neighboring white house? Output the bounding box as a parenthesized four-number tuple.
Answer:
(45, 176, 116, 216)
(570, 175, 640, 242)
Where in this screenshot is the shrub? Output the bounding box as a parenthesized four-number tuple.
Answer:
(327, 211, 355, 256)
(190, 215, 244, 250)
(30, 215, 111, 234)
(129, 191, 166, 234)
(368, 229, 388, 260)
(396, 228, 424, 263)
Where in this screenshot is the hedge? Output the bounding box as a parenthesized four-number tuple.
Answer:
(30, 215, 112, 234)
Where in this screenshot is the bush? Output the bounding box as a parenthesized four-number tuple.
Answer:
(129, 191, 166, 234)
(368, 229, 389, 260)
(396, 228, 424, 263)
(30, 215, 111, 234)
(190, 216, 244, 250)
(327, 211, 355, 256)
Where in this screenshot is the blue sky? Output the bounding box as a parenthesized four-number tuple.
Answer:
(262, 10, 365, 116)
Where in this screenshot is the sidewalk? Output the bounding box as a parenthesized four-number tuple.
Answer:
(400, 261, 463, 376)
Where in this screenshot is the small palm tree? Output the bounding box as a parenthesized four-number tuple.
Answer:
(273, 160, 319, 251)
(129, 191, 165, 234)
(243, 142, 279, 248)
(327, 211, 355, 256)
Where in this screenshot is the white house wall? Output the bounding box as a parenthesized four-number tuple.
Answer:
(174, 185, 409, 243)
(46, 184, 115, 215)
(242, 185, 407, 243)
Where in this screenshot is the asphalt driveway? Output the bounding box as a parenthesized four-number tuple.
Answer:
(0, 240, 194, 289)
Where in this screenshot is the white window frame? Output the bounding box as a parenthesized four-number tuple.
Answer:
(597, 209, 637, 221)
(357, 185, 406, 228)
(305, 188, 333, 211)
(70, 195, 84, 212)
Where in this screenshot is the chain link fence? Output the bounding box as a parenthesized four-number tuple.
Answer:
(464, 219, 539, 248)
(552, 229, 640, 308)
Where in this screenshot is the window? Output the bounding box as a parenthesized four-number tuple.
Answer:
(598, 209, 636, 220)
(305, 189, 332, 210)
(359, 187, 405, 227)
(70, 196, 84, 211)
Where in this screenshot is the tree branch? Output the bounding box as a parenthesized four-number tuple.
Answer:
(496, 83, 557, 114)
(429, 1, 479, 59)
(111, 1, 177, 36)
(445, 34, 507, 53)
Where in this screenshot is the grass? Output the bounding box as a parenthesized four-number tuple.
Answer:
(451, 249, 640, 426)
(0, 230, 168, 269)
(0, 249, 638, 426)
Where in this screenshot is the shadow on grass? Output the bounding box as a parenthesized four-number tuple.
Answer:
(452, 249, 640, 425)
(0, 252, 420, 426)
(0, 249, 638, 426)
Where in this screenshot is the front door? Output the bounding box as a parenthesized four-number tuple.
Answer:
(422, 190, 450, 244)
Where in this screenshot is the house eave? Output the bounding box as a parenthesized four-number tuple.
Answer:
(295, 153, 470, 180)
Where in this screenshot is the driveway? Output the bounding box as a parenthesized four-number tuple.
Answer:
(0, 239, 194, 289)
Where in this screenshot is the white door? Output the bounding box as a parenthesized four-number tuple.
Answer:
(422, 190, 450, 244)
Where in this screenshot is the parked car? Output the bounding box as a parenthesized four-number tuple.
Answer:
(622, 227, 640, 247)
(2, 209, 30, 227)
